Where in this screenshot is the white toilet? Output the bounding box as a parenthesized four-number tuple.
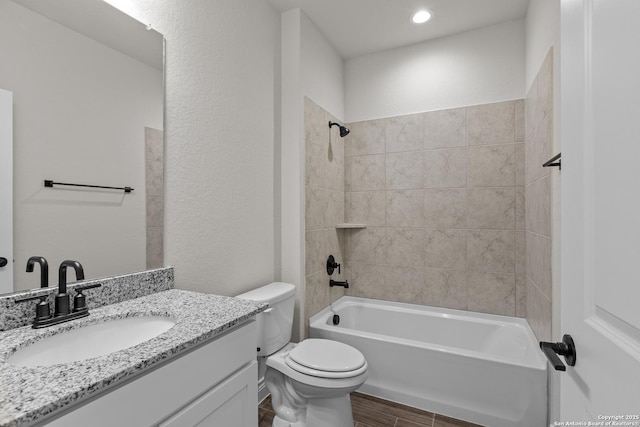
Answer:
(237, 282, 368, 427)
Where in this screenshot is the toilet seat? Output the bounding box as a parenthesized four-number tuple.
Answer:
(285, 339, 367, 379)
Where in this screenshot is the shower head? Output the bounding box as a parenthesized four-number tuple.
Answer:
(328, 121, 350, 137)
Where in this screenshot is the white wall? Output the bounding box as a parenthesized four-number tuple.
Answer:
(0, 0, 162, 291)
(279, 9, 345, 340)
(104, 0, 281, 296)
(280, 9, 305, 340)
(526, 0, 561, 93)
(345, 19, 526, 122)
(301, 12, 345, 121)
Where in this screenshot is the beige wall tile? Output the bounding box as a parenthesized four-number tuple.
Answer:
(468, 100, 515, 145)
(345, 262, 386, 298)
(305, 187, 325, 231)
(145, 155, 164, 197)
(146, 226, 163, 269)
(467, 229, 515, 273)
(386, 190, 424, 228)
(467, 187, 516, 230)
(326, 190, 345, 228)
(467, 271, 515, 316)
(536, 49, 553, 125)
(324, 228, 346, 268)
(516, 186, 525, 230)
(525, 78, 538, 139)
(345, 154, 386, 191)
(304, 96, 327, 147)
(383, 266, 426, 304)
(386, 151, 424, 190)
(515, 143, 525, 186)
(348, 227, 386, 264)
(516, 273, 526, 318)
(386, 113, 425, 153)
(305, 141, 325, 188)
(525, 231, 552, 299)
(423, 268, 467, 310)
(305, 229, 324, 276)
(525, 113, 553, 185)
(423, 148, 467, 188)
(525, 175, 552, 236)
(526, 277, 552, 342)
(345, 191, 386, 226)
(345, 119, 386, 156)
(424, 107, 467, 150)
(515, 99, 525, 143)
(516, 231, 526, 274)
(424, 229, 467, 269)
(305, 271, 330, 324)
(386, 228, 425, 267)
(146, 193, 163, 227)
(467, 144, 516, 187)
(424, 188, 467, 229)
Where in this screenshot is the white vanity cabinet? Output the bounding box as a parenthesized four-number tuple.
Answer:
(40, 320, 258, 427)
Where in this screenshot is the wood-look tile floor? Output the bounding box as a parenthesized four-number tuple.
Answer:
(258, 392, 483, 427)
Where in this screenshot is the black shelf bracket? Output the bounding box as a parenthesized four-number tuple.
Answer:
(543, 153, 561, 171)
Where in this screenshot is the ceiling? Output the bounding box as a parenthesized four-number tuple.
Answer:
(268, 0, 531, 59)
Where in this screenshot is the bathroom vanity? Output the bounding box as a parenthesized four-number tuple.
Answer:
(0, 287, 266, 426)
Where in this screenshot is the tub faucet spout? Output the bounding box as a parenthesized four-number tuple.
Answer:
(330, 279, 349, 289)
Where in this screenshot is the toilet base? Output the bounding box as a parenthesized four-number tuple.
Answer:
(271, 395, 354, 427)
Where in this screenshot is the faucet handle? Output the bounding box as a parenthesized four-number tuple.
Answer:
(72, 283, 101, 313)
(15, 294, 52, 322)
(327, 255, 341, 275)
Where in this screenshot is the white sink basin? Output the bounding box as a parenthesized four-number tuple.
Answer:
(8, 316, 176, 367)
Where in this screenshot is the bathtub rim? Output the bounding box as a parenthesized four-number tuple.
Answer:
(309, 296, 547, 371)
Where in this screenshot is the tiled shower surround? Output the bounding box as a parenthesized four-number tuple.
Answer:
(524, 49, 554, 342)
(304, 97, 526, 331)
(304, 98, 347, 335)
(343, 100, 525, 317)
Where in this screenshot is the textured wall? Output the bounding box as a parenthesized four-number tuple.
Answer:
(304, 97, 347, 336)
(343, 100, 525, 317)
(524, 49, 553, 342)
(109, 0, 281, 295)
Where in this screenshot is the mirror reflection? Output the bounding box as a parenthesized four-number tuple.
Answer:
(0, 0, 164, 294)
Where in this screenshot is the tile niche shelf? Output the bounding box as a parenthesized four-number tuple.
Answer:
(335, 223, 367, 229)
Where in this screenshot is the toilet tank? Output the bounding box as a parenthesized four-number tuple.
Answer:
(236, 282, 296, 356)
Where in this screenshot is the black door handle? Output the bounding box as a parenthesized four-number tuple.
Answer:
(0, 257, 8, 268)
(540, 334, 576, 371)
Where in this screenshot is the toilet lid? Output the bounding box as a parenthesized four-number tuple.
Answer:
(287, 339, 366, 374)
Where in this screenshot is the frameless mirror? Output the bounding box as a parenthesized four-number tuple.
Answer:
(0, 0, 164, 293)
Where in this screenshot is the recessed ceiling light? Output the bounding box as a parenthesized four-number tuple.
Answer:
(411, 10, 432, 24)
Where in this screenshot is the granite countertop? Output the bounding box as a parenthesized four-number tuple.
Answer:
(0, 289, 267, 427)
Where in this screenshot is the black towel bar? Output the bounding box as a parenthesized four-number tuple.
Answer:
(44, 180, 133, 193)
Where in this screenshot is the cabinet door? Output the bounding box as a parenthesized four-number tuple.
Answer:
(160, 361, 257, 427)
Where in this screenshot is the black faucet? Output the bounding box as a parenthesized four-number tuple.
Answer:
(16, 259, 100, 328)
(56, 260, 85, 316)
(26, 256, 49, 288)
(330, 279, 349, 289)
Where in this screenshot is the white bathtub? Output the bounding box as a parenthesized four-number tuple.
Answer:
(309, 296, 547, 427)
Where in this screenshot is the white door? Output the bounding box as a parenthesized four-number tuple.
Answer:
(561, 0, 640, 421)
(0, 88, 12, 294)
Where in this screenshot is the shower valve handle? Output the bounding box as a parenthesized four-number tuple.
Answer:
(326, 255, 340, 275)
